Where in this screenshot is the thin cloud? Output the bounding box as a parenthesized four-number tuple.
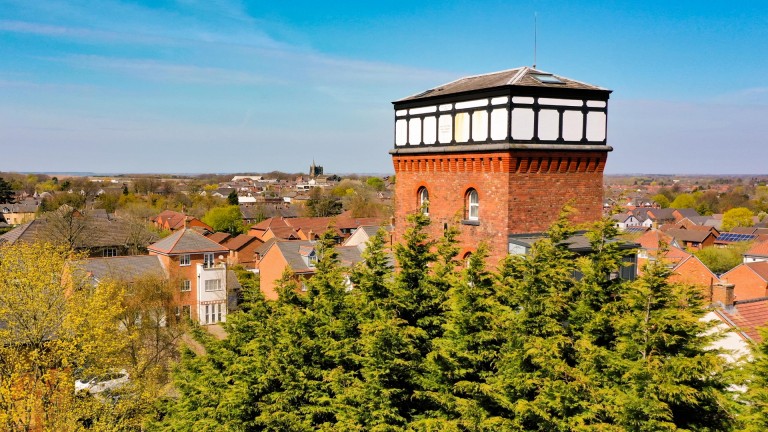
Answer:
(51, 55, 274, 86)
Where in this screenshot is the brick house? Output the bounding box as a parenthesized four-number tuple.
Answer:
(256, 239, 365, 300)
(147, 228, 232, 324)
(721, 261, 768, 302)
(390, 66, 612, 264)
(744, 241, 768, 263)
(152, 210, 212, 233)
(664, 228, 717, 250)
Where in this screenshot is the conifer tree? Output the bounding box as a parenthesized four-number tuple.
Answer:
(421, 243, 507, 430)
(606, 256, 736, 431)
(741, 328, 768, 431)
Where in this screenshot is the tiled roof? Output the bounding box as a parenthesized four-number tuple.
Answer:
(666, 246, 693, 266)
(0, 220, 36, 244)
(636, 230, 675, 251)
(647, 208, 676, 221)
(666, 228, 713, 243)
(717, 298, 768, 342)
(0, 216, 156, 248)
(80, 255, 166, 282)
(745, 241, 768, 258)
(226, 269, 241, 291)
(223, 234, 259, 251)
(396, 67, 608, 102)
(207, 232, 232, 244)
(673, 208, 700, 219)
(336, 245, 364, 267)
(275, 240, 316, 273)
(746, 262, 768, 282)
(148, 228, 228, 254)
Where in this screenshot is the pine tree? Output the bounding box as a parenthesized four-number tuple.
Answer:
(606, 256, 736, 431)
(741, 328, 768, 431)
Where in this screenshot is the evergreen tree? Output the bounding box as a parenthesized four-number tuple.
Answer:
(741, 328, 768, 431)
(0, 177, 14, 203)
(227, 190, 239, 206)
(421, 243, 507, 430)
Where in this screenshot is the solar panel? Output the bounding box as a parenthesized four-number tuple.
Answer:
(717, 233, 757, 242)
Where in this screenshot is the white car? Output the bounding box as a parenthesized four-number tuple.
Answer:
(75, 370, 129, 395)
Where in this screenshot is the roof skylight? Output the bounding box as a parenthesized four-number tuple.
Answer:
(531, 74, 564, 84)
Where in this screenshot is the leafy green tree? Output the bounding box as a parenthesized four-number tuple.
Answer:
(670, 193, 696, 209)
(202, 205, 246, 235)
(722, 207, 755, 232)
(366, 177, 385, 191)
(0, 177, 15, 203)
(652, 193, 670, 208)
(694, 242, 753, 274)
(741, 327, 768, 431)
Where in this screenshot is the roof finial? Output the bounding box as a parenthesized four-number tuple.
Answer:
(533, 12, 537, 69)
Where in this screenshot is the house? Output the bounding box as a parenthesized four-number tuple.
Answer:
(207, 232, 263, 269)
(343, 225, 393, 248)
(147, 228, 231, 324)
(705, 283, 762, 363)
(152, 210, 212, 233)
(721, 262, 768, 301)
(672, 208, 700, 221)
(0, 214, 157, 257)
(256, 239, 364, 300)
(0, 201, 38, 225)
(249, 212, 383, 243)
(664, 228, 718, 250)
(744, 241, 768, 263)
(668, 254, 720, 297)
(611, 213, 642, 230)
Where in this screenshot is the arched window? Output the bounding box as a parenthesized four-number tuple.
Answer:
(466, 188, 479, 221)
(418, 187, 429, 215)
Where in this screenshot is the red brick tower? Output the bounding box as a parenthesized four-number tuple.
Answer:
(390, 67, 611, 264)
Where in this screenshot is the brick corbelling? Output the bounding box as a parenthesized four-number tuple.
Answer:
(393, 151, 606, 175)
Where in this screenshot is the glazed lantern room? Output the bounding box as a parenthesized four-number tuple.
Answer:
(392, 67, 611, 149)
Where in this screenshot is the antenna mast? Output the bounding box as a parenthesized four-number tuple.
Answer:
(533, 12, 537, 69)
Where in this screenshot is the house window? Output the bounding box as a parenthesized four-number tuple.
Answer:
(180, 280, 191, 292)
(203, 253, 214, 269)
(217, 303, 223, 322)
(205, 305, 210, 324)
(204, 279, 222, 292)
(179, 305, 191, 321)
(418, 187, 429, 215)
(466, 189, 479, 221)
(103, 247, 117, 258)
(179, 254, 190, 266)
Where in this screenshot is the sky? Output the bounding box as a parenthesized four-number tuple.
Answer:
(0, 0, 766, 175)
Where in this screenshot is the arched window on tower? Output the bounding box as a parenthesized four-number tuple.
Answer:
(418, 187, 429, 215)
(466, 188, 479, 221)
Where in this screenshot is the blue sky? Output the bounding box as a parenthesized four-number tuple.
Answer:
(1, 0, 766, 174)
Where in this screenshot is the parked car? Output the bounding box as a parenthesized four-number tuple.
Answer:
(75, 370, 129, 395)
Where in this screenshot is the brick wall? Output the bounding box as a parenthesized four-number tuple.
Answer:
(722, 264, 768, 301)
(392, 150, 607, 264)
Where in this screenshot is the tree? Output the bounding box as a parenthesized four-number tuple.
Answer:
(722, 207, 755, 232)
(0, 242, 127, 431)
(651, 193, 670, 208)
(305, 187, 342, 217)
(670, 193, 696, 209)
(0, 177, 15, 203)
(40, 206, 95, 250)
(202, 205, 246, 235)
(227, 190, 239, 206)
(694, 242, 753, 274)
(365, 177, 385, 191)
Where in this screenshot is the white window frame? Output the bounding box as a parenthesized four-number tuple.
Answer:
(179, 254, 191, 266)
(103, 247, 117, 258)
(203, 253, 214, 269)
(180, 279, 191, 292)
(418, 187, 429, 215)
(467, 189, 479, 221)
(204, 279, 222, 292)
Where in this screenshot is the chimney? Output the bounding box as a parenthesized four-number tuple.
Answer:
(712, 280, 735, 310)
